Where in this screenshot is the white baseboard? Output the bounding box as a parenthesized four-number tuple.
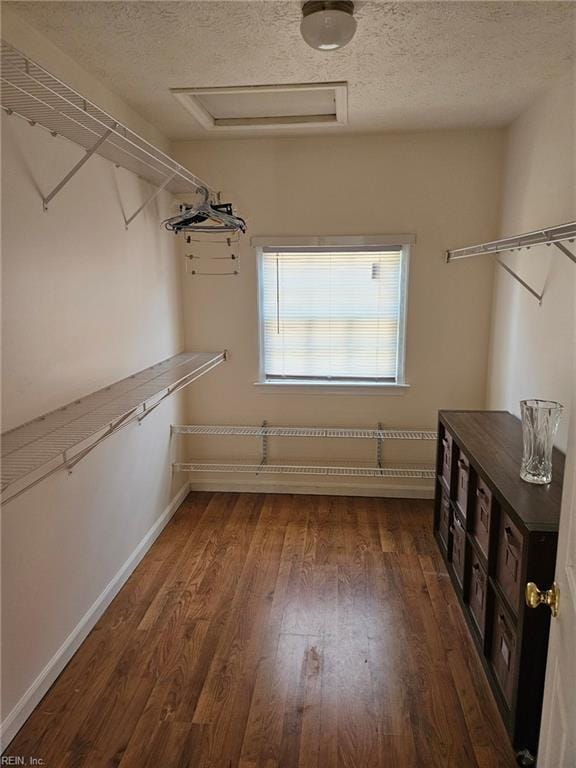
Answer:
(188, 478, 434, 499)
(0, 481, 191, 751)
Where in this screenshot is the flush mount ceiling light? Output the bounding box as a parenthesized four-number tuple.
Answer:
(300, 1, 357, 51)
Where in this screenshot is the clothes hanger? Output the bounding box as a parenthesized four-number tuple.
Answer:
(162, 188, 247, 234)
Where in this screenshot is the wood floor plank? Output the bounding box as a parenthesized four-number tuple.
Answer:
(297, 639, 323, 768)
(335, 564, 380, 768)
(364, 553, 413, 738)
(4, 493, 518, 768)
(116, 620, 210, 768)
(6, 491, 217, 764)
(190, 496, 291, 768)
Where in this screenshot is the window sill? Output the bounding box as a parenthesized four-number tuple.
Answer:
(253, 381, 411, 395)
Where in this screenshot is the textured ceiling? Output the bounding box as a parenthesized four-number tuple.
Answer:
(7, 1, 576, 139)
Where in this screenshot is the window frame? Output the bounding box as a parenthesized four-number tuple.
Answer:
(253, 235, 413, 393)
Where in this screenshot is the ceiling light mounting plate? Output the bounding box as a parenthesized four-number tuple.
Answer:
(302, 1, 355, 18)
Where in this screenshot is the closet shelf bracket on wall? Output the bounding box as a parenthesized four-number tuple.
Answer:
(376, 421, 384, 469)
(0, 351, 226, 505)
(0, 40, 218, 211)
(123, 171, 178, 229)
(445, 221, 576, 304)
(42, 125, 116, 210)
(260, 420, 269, 466)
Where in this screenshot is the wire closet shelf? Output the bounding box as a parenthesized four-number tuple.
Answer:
(172, 422, 437, 480)
(172, 424, 437, 440)
(1, 352, 226, 504)
(445, 222, 576, 304)
(173, 463, 436, 479)
(0, 40, 217, 205)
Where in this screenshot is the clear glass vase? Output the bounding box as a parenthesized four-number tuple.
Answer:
(520, 399, 563, 485)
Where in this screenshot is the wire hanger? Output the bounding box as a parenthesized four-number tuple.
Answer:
(162, 187, 247, 235)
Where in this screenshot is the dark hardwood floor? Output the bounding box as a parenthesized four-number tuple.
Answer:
(6, 492, 517, 767)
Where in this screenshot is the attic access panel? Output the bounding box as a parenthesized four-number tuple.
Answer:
(171, 82, 348, 131)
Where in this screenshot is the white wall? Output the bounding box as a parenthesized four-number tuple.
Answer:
(0, 22, 192, 745)
(173, 130, 504, 495)
(1, 118, 184, 428)
(487, 74, 576, 450)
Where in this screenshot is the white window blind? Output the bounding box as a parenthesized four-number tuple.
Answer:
(259, 246, 407, 382)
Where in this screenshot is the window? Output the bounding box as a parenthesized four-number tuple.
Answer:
(255, 237, 411, 388)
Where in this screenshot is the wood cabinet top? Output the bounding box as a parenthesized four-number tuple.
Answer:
(439, 410, 565, 532)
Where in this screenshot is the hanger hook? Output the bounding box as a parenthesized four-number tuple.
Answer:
(197, 185, 210, 204)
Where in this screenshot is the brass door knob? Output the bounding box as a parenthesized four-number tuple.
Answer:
(525, 582, 560, 618)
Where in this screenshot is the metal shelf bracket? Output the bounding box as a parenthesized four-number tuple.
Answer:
(376, 421, 384, 469)
(495, 258, 544, 305)
(124, 171, 177, 229)
(554, 240, 576, 264)
(65, 408, 138, 472)
(42, 126, 116, 211)
(260, 420, 269, 467)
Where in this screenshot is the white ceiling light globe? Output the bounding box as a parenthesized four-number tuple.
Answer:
(300, 1, 357, 51)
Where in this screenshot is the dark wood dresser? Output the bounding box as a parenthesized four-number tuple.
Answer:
(433, 410, 564, 764)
